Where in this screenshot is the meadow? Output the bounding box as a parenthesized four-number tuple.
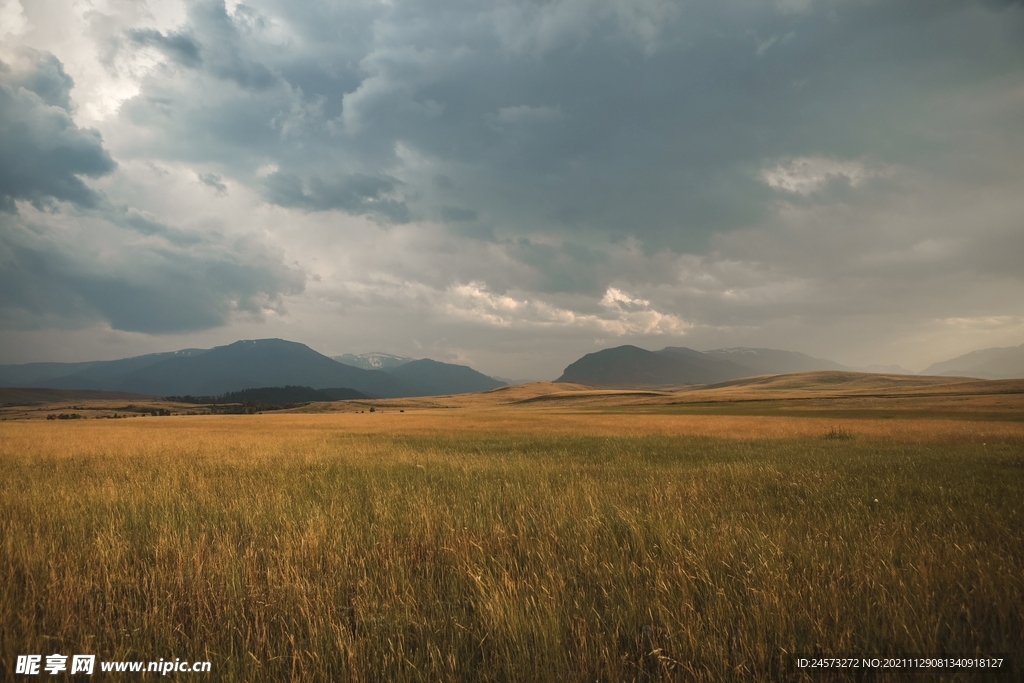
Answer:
(1, 391, 1023, 681)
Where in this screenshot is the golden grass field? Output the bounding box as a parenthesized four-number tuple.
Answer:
(2, 374, 1023, 681)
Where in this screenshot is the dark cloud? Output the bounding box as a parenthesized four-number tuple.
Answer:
(103, 0, 1024, 252)
(121, 208, 203, 246)
(3, 0, 1023, 371)
(2, 49, 75, 110)
(127, 28, 202, 68)
(0, 48, 307, 336)
(0, 210, 306, 334)
(438, 205, 479, 222)
(182, 0, 277, 90)
(263, 171, 411, 222)
(0, 52, 116, 211)
(509, 238, 610, 295)
(198, 172, 227, 194)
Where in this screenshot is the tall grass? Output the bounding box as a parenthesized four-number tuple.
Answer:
(1, 417, 1022, 681)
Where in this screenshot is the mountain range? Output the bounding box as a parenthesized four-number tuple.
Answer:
(0, 340, 504, 398)
(555, 346, 856, 386)
(554, 343, 1021, 386)
(920, 343, 1024, 379)
(3, 339, 1021, 398)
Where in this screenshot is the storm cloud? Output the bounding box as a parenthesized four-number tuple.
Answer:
(0, 49, 115, 210)
(1, 0, 1023, 375)
(0, 203, 305, 334)
(0, 44, 305, 336)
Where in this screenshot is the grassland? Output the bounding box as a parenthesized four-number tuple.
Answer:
(2, 378, 1023, 681)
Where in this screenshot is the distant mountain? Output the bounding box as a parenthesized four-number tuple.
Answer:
(556, 345, 750, 386)
(386, 359, 506, 396)
(556, 345, 865, 386)
(0, 340, 408, 398)
(0, 360, 102, 387)
(0, 340, 507, 398)
(0, 349, 207, 390)
(0, 388, 151, 406)
(556, 346, 665, 386)
(334, 352, 413, 370)
(702, 347, 848, 375)
(102, 340, 410, 397)
(921, 343, 1024, 379)
(656, 347, 755, 381)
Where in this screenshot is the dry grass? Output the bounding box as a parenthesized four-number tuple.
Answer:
(1, 406, 1023, 682)
(296, 374, 1024, 423)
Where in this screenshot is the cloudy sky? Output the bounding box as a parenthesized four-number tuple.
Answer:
(2, 0, 1023, 379)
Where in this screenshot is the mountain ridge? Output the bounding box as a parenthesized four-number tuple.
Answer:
(6, 339, 1022, 396)
(386, 359, 505, 396)
(333, 352, 414, 371)
(0, 340, 503, 398)
(556, 345, 903, 387)
(556, 345, 752, 386)
(921, 343, 1024, 379)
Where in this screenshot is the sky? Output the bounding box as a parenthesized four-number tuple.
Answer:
(1, 0, 1023, 380)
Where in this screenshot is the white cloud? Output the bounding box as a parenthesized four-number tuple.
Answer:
(0, 0, 28, 39)
(12, 0, 190, 124)
(939, 315, 1024, 332)
(760, 157, 886, 195)
(441, 282, 689, 336)
(598, 287, 691, 335)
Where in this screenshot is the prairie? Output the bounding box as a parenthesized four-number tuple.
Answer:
(1, 377, 1022, 681)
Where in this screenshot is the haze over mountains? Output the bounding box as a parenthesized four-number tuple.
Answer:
(702, 348, 848, 375)
(920, 343, 1024, 380)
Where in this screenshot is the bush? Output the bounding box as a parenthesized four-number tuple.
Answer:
(823, 426, 853, 440)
